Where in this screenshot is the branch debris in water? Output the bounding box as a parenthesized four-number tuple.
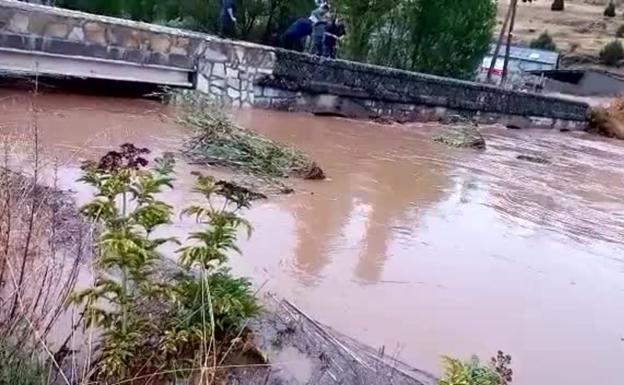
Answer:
(173, 91, 325, 182)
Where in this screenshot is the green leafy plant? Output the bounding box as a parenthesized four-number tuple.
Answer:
(438, 353, 513, 385)
(70, 144, 177, 380)
(72, 144, 263, 381)
(530, 31, 557, 51)
(155, 172, 262, 375)
(600, 39, 624, 66)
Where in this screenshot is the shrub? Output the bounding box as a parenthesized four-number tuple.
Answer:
(616, 24, 624, 38)
(439, 356, 500, 385)
(600, 39, 624, 66)
(551, 0, 564, 11)
(72, 145, 263, 382)
(604, 1, 616, 17)
(530, 31, 557, 51)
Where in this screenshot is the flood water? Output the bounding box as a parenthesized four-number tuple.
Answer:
(1, 90, 623, 385)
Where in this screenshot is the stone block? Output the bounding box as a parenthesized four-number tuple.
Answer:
(170, 45, 187, 55)
(113, 28, 141, 49)
(210, 78, 226, 89)
(196, 74, 210, 93)
(227, 78, 240, 90)
(8, 13, 29, 33)
(210, 85, 224, 96)
(168, 54, 194, 69)
(83, 22, 107, 45)
(212, 63, 226, 78)
(203, 47, 228, 62)
(150, 34, 171, 54)
(67, 26, 84, 42)
(227, 87, 241, 100)
(198, 60, 212, 75)
(43, 23, 69, 39)
(226, 67, 239, 78)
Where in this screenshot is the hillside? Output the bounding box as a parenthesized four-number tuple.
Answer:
(497, 0, 623, 69)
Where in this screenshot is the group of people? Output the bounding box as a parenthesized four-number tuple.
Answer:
(219, 0, 346, 59)
(282, 1, 346, 58)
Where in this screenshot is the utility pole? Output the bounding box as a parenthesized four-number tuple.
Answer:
(500, 0, 518, 87)
(486, 0, 513, 84)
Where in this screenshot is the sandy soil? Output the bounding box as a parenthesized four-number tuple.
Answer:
(498, 0, 622, 58)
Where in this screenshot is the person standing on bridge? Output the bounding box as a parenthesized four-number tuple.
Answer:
(323, 16, 345, 58)
(281, 16, 313, 52)
(219, 0, 237, 38)
(310, 4, 330, 56)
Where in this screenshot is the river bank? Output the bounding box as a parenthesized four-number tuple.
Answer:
(0, 88, 623, 384)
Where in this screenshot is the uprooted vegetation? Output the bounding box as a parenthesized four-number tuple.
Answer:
(433, 115, 486, 150)
(174, 92, 325, 183)
(588, 97, 624, 139)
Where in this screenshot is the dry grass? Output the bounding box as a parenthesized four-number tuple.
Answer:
(0, 88, 92, 384)
(498, 0, 622, 60)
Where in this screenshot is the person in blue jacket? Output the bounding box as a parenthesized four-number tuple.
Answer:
(281, 17, 314, 52)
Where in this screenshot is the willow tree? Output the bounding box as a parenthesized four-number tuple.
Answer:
(335, 0, 496, 79)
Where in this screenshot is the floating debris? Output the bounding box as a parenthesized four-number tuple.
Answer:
(434, 115, 486, 149)
(516, 154, 550, 164)
(174, 91, 326, 181)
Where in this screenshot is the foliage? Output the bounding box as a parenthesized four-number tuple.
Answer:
(438, 355, 502, 385)
(71, 144, 262, 381)
(530, 31, 557, 51)
(176, 91, 324, 180)
(334, 0, 496, 79)
(157, 173, 261, 371)
(0, 347, 48, 385)
(71, 144, 177, 380)
(490, 351, 513, 385)
(600, 39, 624, 66)
(604, 1, 616, 17)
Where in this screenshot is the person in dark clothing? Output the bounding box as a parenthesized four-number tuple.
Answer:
(219, 0, 237, 38)
(281, 17, 313, 52)
(323, 17, 345, 58)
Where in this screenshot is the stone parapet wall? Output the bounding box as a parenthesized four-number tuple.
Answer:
(258, 50, 590, 124)
(0, 0, 275, 105)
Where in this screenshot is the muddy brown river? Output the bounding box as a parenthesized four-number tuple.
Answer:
(1, 90, 623, 385)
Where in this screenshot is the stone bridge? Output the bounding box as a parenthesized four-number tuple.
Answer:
(0, 0, 590, 128)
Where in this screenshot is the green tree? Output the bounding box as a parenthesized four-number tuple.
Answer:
(334, 0, 496, 79)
